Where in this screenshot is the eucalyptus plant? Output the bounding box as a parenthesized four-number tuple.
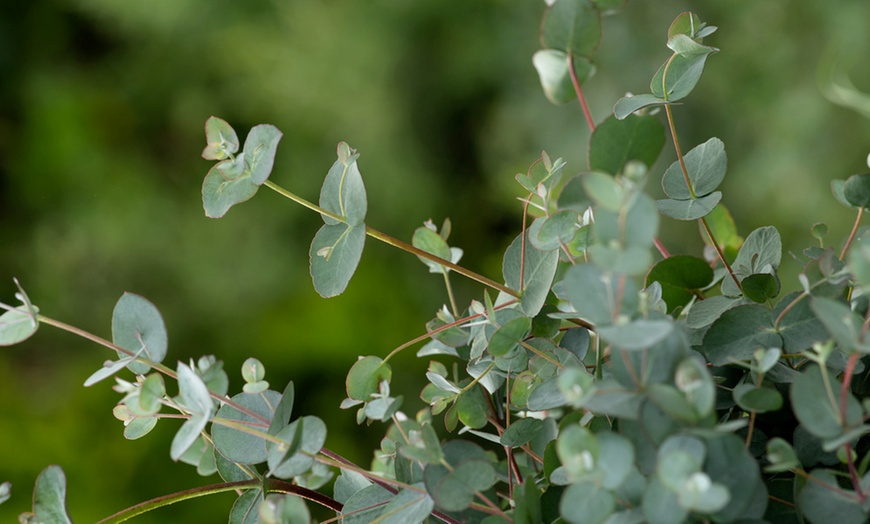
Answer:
(4, 1, 870, 523)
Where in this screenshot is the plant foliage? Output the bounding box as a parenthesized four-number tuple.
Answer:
(4, 2, 870, 523)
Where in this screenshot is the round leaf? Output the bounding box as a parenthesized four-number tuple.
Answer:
(559, 481, 615, 524)
(843, 173, 870, 209)
(501, 418, 544, 447)
(202, 155, 259, 218)
(645, 255, 714, 313)
(212, 390, 282, 464)
(589, 114, 665, 176)
(424, 440, 496, 512)
(542, 0, 601, 56)
(733, 383, 783, 413)
(346, 356, 392, 402)
(112, 292, 168, 374)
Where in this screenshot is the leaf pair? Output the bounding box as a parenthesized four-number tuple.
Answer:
(202, 116, 283, 219)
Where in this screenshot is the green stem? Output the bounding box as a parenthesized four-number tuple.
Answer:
(443, 271, 459, 318)
(263, 180, 520, 298)
(664, 104, 742, 293)
(95, 479, 342, 523)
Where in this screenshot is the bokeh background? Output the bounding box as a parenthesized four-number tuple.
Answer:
(1, 0, 869, 521)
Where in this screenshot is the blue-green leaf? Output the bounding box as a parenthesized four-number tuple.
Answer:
(202, 154, 258, 218)
(650, 49, 717, 102)
(656, 192, 721, 221)
(533, 50, 594, 105)
(21, 466, 72, 524)
(319, 142, 367, 226)
(212, 390, 282, 464)
(309, 222, 366, 298)
(661, 137, 726, 199)
(503, 231, 559, 317)
(613, 94, 669, 120)
(243, 124, 282, 185)
(202, 116, 239, 161)
(112, 292, 168, 375)
(791, 364, 862, 440)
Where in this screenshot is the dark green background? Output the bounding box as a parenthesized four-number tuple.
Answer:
(1, 0, 869, 521)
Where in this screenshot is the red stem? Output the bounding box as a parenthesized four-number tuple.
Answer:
(568, 54, 595, 133)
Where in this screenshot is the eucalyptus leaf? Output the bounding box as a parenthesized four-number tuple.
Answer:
(533, 50, 594, 105)
(702, 304, 782, 366)
(502, 231, 559, 317)
(21, 466, 72, 524)
(656, 192, 721, 221)
(661, 137, 726, 199)
(588, 114, 665, 176)
(319, 143, 367, 226)
(309, 222, 366, 298)
(542, 0, 601, 56)
(424, 440, 496, 512)
(202, 116, 239, 161)
(721, 226, 782, 297)
(112, 292, 168, 374)
(243, 124, 282, 185)
(613, 94, 669, 120)
(212, 390, 282, 464)
(645, 255, 713, 313)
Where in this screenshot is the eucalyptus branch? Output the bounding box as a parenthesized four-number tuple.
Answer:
(664, 104, 743, 293)
(264, 180, 520, 298)
(95, 479, 343, 523)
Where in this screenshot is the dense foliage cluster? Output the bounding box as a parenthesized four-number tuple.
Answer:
(3, 1, 870, 523)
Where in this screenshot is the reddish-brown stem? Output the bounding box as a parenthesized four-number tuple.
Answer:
(840, 207, 865, 260)
(653, 237, 671, 258)
(840, 352, 865, 501)
(568, 54, 595, 133)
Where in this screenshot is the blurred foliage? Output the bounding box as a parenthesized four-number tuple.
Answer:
(0, 0, 868, 521)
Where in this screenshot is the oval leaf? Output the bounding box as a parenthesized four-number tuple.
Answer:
(309, 222, 366, 298)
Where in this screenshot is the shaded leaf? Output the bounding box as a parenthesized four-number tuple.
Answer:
(721, 226, 782, 297)
(843, 173, 870, 209)
(424, 440, 496, 512)
(589, 115, 665, 176)
(703, 304, 782, 365)
(542, 0, 601, 56)
(791, 364, 863, 440)
(501, 418, 544, 447)
(645, 255, 714, 313)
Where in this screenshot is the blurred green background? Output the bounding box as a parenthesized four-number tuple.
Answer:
(1, 0, 869, 521)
